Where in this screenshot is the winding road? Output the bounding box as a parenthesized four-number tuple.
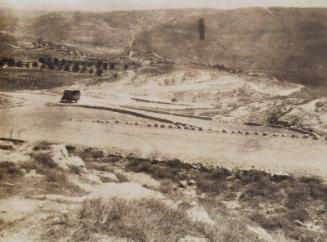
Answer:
(1, 91, 327, 179)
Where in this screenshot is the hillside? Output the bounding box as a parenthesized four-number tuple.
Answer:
(1, 7, 327, 86)
(134, 8, 327, 87)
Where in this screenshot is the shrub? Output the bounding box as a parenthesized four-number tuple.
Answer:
(286, 208, 310, 222)
(299, 176, 322, 185)
(85, 162, 113, 172)
(210, 167, 232, 180)
(79, 148, 104, 161)
(44, 170, 81, 195)
(33, 141, 51, 151)
(166, 159, 193, 170)
(103, 155, 122, 163)
(235, 169, 272, 185)
(0, 161, 22, 176)
(46, 170, 66, 183)
(286, 189, 309, 209)
(15, 61, 23, 68)
(159, 180, 175, 194)
(69, 165, 82, 175)
(96, 68, 103, 76)
(197, 179, 227, 195)
(72, 63, 80, 73)
(64, 65, 70, 72)
(250, 213, 290, 231)
(115, 173, 129, 182)
(33, 153, 58, 170)
(65, 145, 76, 154)
(271, 174, 291, 182)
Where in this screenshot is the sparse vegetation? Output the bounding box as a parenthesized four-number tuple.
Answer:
(0, 142, 326, 241)
(121, 155, 327, 242)
(45, 198, 263, 242)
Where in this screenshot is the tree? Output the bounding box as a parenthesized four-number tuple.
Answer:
(96, 59, 103, 69)
(46, 57, 52, 66)
(72, 63, 80, 73)
(64, 64, 71, 72)
(60, 58, 67, 66)
(57, 65, 63, 71)
(81, 65, 87, 73)
(8, 58, 15, 67)
(96, 68, 103, 76)
(16, 61, 23, 68)
(103, 63, 108, 70)
(39, 57, 46, 64)
(54, 58, 59, 66)
(48, 62, 55, 70)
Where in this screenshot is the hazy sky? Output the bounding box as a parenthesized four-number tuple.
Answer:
(1, 0, 327, 11)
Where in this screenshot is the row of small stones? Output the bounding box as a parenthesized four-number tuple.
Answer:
(71, 119, 324, 141)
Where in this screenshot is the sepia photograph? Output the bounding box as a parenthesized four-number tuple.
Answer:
(0, 0, 326, 241)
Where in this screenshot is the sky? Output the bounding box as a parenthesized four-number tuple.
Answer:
(1, 0, 327, 11)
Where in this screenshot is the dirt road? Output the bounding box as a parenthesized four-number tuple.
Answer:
(1, 92, 327, 178)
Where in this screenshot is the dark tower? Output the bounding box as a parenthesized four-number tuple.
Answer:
(199, 18, 206, 41)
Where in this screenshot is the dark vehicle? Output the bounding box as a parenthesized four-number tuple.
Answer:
(60, 90, 81, 103)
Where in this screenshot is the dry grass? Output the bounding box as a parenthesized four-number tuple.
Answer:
(45, 198, 262, 242)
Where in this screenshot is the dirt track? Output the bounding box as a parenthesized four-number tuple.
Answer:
(1, 91, 327, 178)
